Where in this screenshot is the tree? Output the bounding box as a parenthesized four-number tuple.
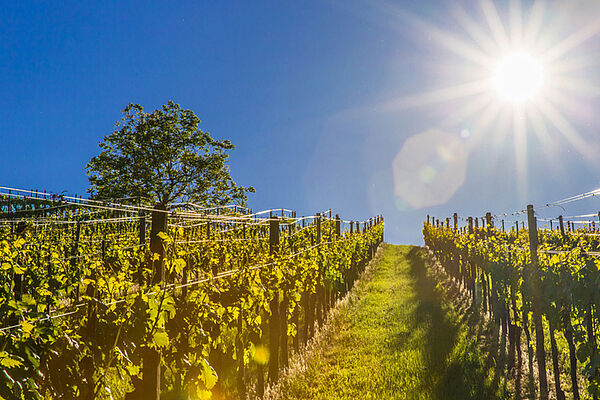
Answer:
(87, 101, 254, 206)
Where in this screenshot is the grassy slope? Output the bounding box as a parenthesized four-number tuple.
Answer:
(275, 244, 502, 400)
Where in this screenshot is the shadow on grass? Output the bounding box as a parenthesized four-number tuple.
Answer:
(405, 246, 503, 400)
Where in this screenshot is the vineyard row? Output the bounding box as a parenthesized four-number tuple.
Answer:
(425, 205, 600, 400)
(0, 194, 383, 400)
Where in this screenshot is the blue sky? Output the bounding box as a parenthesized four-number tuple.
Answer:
(3, 1, 600, 244)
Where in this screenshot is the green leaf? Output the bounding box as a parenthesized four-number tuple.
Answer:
(0, 352, 23, 369)
(157, 232, 171, 242)
(200, 358, 218, 389)
(21, 320, 34, 335)
(153, 331, 169, 348)
(125, 365, 140, 376)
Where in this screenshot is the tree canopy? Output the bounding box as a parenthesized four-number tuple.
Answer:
(87, 101, 254, 206)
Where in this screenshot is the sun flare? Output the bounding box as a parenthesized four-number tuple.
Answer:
(388, 0, 600, 202)
(492, 51, 544, 104)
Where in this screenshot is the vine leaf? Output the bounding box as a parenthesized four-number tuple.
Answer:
(153, 331, 170, 348)
(200, 358, 218, 389)
(0, 352, 23, 368)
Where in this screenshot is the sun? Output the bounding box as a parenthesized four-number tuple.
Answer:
(385, 0, 600, 199)
(492, 51, 544, 104)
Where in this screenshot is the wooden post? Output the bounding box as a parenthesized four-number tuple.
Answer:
(150, 204, 167, 285)
(316, 214, 322, 244)
(237, 309, 246, 399)
(138, 211, 146, 284)
(13, 222, 27, 302)
(453, 213, 458, 231)
(527, 204, 549, 400)
(485, 212, 492, 235)
(72, 220, 81, 299)
(558, 215, 565, 238)
(315, 214, 324, 327)
(268, 216, 280, 384)
(335, 214, 341, 237)
(502, 220, 505, 232)
(280, 295, 289, 370)
(141, 204, 168, 399)
(468, 217, 473, 235)
(427, 215, 430, 225)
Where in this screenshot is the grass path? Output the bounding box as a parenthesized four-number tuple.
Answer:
(271, 244, 503, 400)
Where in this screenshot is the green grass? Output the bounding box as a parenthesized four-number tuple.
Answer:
(274, 244, 503, 400)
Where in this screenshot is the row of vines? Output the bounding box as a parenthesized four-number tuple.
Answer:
(0, 197, 384, 400)
(424, 210, 600, 400)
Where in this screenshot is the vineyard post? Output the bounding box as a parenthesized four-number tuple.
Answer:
(502, 220, 505, 232)
(138, 211, 146, 284)
(527, 204, 549, 400)
(453, 213, 457, 231)
(237, 307, 246, 400)
(468, 217, 473, 235)
(474, 218, 479, 230)
(101, 236, 107, 264)
(427, 215, 430, 225)
(316, 214, 324, 327)
(446, 218, 450, 229)
(558, 216, 565, 238)
(515, 221, 518, 233)
(13, 223, 27, 302)
(485, 212, 492, 233)
(72, 220, 81, 300)
(281, 218, 294, 369)
(150, 204, 167, 284)
(142, 203, 168, 400)
(268, 216, 280, 384)
(334, 214, 341, 303)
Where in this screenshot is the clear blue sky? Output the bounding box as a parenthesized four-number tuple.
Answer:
(3, 1, 600, 244)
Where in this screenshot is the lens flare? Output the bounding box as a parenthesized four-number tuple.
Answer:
(392, 130, 467, 209)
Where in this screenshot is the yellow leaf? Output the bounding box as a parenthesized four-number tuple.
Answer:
(153, 331, 169, 348)
(36, 287, 52, 297)
(21, 320, 34, 335)
(0, 352, 22, 368)
(200, 358, 218, 389)
(125, 365, 140, 376)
